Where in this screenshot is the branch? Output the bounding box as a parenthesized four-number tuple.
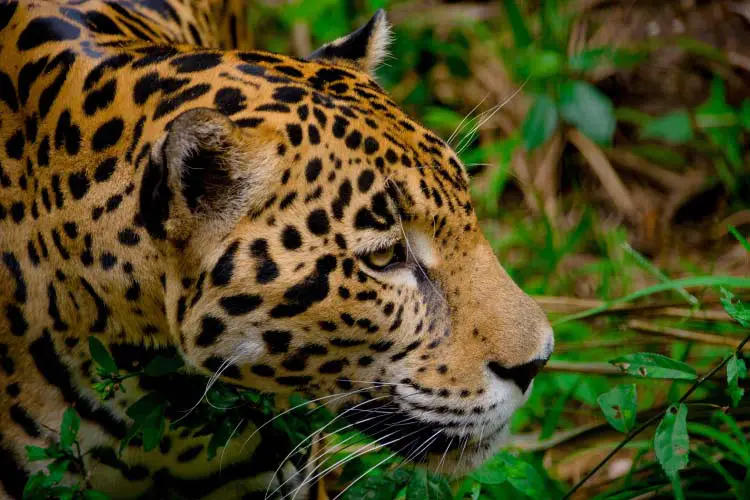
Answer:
(561, 334, 750, 499)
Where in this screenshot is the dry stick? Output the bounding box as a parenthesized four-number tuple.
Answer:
(561, 334, 750, 499)
(627, 319, 750, 350)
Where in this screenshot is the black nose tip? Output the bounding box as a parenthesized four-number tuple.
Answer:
(487, 358, 548, 393)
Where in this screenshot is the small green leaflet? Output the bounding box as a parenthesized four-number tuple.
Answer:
(522, 94, 558, 151)
(727, 355, 748, 407)
(720, 288, 750, 327)
(143, 355, 184, 377)
(609, 353, 697, 380)
(655, 403, 689, 479)
(559, 80, 615, 145)
(405, 469, 452, 500)
(597, 384, 637, 433)
(26, 445, 53, 462)
(640, 110, 693, 144)
(88, 336, 118, 374)
(59, 408, 81, 451)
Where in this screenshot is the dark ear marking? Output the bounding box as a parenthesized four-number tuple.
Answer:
(139, 108, 277, 244)
(307, 10, 391, 75)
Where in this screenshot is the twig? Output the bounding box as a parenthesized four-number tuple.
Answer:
(627, 319, 750, 350)
(567, 129, 637, 218)
(562, 334, 750, 499)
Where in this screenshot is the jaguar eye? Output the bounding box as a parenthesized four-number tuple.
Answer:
(362, 243, 406, 271)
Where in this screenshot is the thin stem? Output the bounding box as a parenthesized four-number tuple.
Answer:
(562, 334, 750, 499)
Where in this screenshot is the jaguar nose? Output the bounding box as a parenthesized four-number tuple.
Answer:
(487, 357, 549, 393)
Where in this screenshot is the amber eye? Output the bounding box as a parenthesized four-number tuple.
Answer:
(362, 243, 406, 271)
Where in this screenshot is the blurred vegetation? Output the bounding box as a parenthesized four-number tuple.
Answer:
(23, 1, 750, 499)
(244, 1, 750, 498)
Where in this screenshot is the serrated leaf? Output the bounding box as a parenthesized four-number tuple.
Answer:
(720, 288, 750, 327)
(59, 408, 80, 451)
(559, 80, 615, 145)
(609, 353, 697, 380)
(655, 403, 689, 479)
(640, 110, 693, 144)
(143, 355, 184, 377)
(522, 94, 558, 151)
(728, 355, 748, 407)
(597, 384, 637, 433)
(25, 445, 52, 462)
(88, 336, 117, 374)
(405, 469, 452, 500)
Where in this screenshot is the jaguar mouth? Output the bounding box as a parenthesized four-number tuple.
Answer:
(339, 399, 507, 467)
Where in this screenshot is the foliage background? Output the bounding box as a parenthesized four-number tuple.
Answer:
(242, 1, 750, 499)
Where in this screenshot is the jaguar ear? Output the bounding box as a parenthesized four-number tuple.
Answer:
(307, 9, 392, 75)
(140, 108, 277, 245)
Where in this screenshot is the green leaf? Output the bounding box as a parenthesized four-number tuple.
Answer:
(143, 355, 184, 377)
(654, 403, 690, 479)
(597, 384, 637, 433)
(568, 47, 645, 72)
(696, 78, 742, 169)
(25, 445, 52, 462)
(727, 355, 748, 407)
(522, 95, 558, 151)
(59, 408, 80, 451)
(470, 453, 508, 485)
(640, 110, 693, 144)
(46, 459, 69, 484)
(740, 100, 750, 131)
(501, 0, 532, 49)
(340, 473, 396, 500)
(207, 418, 238, 461)
(609, 353, 697, 380)
(559, 80, 615, 145)
(120, 393, 165, 453)
(88, 336, 117, 374)
(498, 453, 546, 497)
(720, 288, 750, 327)
(23, 472, 52, 499)
(405, 469, 452, 500)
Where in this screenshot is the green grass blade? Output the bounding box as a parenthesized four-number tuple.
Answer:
(622, 242, 698, 307)
(728, 225, 750, 252)
(553, 276, 750, 325)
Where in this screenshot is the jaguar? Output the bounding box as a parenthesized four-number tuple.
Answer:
(0, 1, 554, 498)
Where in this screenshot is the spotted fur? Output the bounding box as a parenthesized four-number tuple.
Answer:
(0, 1, 554, 498)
